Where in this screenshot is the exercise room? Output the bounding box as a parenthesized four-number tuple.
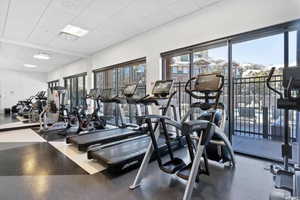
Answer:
(0, 0, 299, 199)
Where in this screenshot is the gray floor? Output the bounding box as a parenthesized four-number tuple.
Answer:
(233, 135, 299, 163)
(0, 113, 275, 200)
(0, 145, 274, 200)
(0, 114, 18, 125)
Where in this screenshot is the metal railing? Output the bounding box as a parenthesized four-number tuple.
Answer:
(99, 79, 299, 142)
(172, 76, 300, 142)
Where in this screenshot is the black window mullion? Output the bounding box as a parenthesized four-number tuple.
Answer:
(94, 72, 97, 89)
(189, 51, 193, 120)
(116, 68, 119, 95)
(228, 40, 234, 143)
(76, 77, 79, 107)
(297, 30, 300, 66)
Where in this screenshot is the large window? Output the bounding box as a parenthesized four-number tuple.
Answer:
(231, 33, 285, 160)
(162, 20, 300, 163)
(64, 73, 87, 110)
(94, 68, 117, 124)
(94, 58, 146, 124)
(164, 44, 228, 118)
(48, 80, 59, 89)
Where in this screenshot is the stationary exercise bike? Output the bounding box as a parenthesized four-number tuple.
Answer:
(39, 86, 78, 135)
(267, 66, 300, 200)
(76, 88, 106, 132)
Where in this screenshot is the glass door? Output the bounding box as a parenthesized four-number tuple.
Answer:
(165, 53, 191, 118)
(231, 32, 300, 162)
(192, 45, 229, 121)
(64, 74, 86, 111)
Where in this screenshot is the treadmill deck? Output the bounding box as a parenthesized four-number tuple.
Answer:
(88, 136, 185, 171)
(66, 128, 140, 151)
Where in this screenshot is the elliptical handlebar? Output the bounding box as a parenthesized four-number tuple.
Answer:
(266, 67, 283, 99)
(184, 77, 196, 98)
(218, 74, 225, 91)
(163, 91, 177, 115)
(137, 94, 150, 102)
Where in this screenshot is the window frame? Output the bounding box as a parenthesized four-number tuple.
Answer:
(63, 72, 87, 109)
(93, 57, 146, 94)
(161, 19, 300, 147)
(48, 80, 59, 89)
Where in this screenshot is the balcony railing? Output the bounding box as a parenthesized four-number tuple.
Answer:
(172, 76, 300, 142)
(99, 79, 299, 142)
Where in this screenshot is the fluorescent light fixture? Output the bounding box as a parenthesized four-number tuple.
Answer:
(24, 64, 37, 68)
(60, 24, 89, 38)
(33, 53, 50, 60)
(59, 32, 78, 41)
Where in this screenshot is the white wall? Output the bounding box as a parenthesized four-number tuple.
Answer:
(48, 0, 300, 93)
(48, 58, 93, 90)
(0, 69, 47, 111)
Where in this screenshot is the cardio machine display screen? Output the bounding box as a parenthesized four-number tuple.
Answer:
(152, 80, 173, 96)
(88, 89, 97, 98)
(101, 89, 112, 98)
(123, 84, 137, 96)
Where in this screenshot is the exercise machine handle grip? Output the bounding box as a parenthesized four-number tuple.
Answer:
(266, 67, 283, 99)
(184, 77, 197, 98)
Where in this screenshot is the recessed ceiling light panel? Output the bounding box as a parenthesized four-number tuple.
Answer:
(34, 53, 50, 60)
(59, 32, 79, 41)
(60, 24, 89, 38)
(24, 64, 37, 68)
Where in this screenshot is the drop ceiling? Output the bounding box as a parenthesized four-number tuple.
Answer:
(0, 0, 220, 72)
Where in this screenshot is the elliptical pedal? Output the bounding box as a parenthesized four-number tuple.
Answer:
(160, 158, 186, 174)
(274, 170, 294, 192)
(177, 163, 192, 180)
(177, 156, 209, 180)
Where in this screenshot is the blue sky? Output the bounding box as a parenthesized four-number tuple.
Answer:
(208, 31, 297, 66)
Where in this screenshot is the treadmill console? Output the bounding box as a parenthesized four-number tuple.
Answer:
(100, 89, 112, 99)
(152, 80, 173, 97)
(88, 89, 98, 99)
(123, 84, 138, 97)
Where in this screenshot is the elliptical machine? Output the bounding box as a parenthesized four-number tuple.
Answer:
(39, 86, 78, 135)
(130, 73, 235, 200)
(12, 91, 46, 119)
(267, 66, 300, 200)
(27, 91, 47, 122)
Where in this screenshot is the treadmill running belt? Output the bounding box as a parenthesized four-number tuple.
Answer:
(67, 128, 139, 151)
(88, 136, 183, 171)
(90, 137, 152, 164)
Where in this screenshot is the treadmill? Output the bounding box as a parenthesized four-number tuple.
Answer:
(87, 80, 186, 173)
(66, 84, 143, 151)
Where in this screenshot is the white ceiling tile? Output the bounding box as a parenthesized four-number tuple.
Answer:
(0, 0, 10, 36)
(27, 0, 94, 45)
(1, 0, 223, 72)
(4, 0, 51, 40)
(167, 0, 199, 18)
(51, 0, 94, 16)
(193, 0, 221, 7)
(72, 0, 134, 30)
(0, 42, 79, 72)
